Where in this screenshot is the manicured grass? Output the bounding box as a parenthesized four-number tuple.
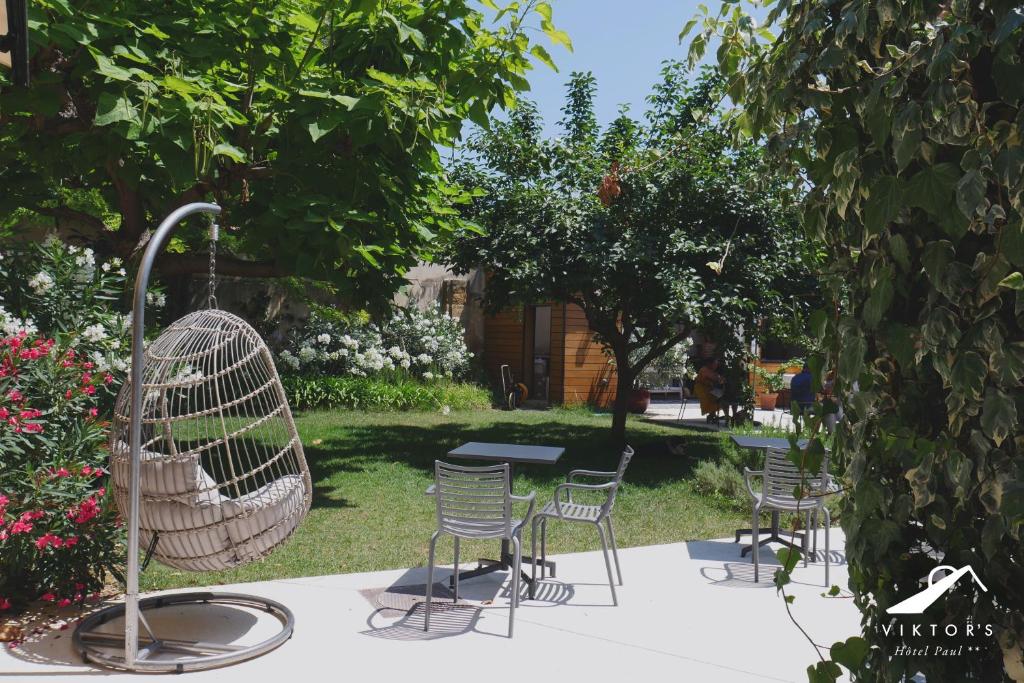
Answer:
(141, 407, 752, 590)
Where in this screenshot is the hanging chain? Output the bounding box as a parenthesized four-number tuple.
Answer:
(208, 220, 219, 309)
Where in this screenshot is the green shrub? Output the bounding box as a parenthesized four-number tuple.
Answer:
(282, 375, 491, 412)
(691, 459, 747, 509)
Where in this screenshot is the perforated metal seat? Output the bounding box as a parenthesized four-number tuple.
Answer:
(537, 500, 602, 522)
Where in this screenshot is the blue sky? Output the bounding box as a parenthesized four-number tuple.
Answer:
(519, 1, 707, 136)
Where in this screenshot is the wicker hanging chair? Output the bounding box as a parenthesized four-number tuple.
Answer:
(76, 203, 310, 673)
(109, 308, 311, 572)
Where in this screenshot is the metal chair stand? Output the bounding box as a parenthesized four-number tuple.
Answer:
(74, 593, 295, 673)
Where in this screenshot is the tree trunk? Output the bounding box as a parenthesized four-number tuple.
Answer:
(610, 348, 633, 446)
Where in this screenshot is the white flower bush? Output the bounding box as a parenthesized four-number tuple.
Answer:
(277, 306, 474, 381)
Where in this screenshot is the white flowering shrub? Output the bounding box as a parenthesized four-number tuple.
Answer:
(0, 237, 131, 375)
(278, 307, 473, 381)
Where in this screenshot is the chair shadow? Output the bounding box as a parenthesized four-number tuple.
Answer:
(362, 601, 485, 641)
(690, 539, 847, 588)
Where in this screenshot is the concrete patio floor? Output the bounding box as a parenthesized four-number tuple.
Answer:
(2, 532, 856, 682)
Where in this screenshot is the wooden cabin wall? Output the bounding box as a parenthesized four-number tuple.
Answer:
(561, 303, 617, 407)
(483, 305, 525, 395)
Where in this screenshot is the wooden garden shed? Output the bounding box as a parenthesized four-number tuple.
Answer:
(483, 302, 618, 407)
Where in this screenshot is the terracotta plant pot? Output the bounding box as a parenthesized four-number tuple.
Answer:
(759, 392, 778, 411)
(628, 388, 651, 414)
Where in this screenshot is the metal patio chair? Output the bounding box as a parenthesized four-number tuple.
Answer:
(424, 461, 535, 638)
(530, 446, 634, 605)
(743, 448, 832, 585)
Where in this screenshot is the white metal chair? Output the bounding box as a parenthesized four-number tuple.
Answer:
(424, 461, 535, 638)
(530, 446, 634, 604)
(743, 448, 831, 585)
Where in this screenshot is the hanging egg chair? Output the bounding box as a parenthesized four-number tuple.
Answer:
(75, 203, 311, 673)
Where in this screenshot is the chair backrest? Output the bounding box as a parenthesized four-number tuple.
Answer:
(602, 446, 635, 515)
(434, 461, 512, 539)
(763, 447, 829, 507)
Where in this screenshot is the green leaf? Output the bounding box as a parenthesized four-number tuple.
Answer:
(541, 20, 573, 51)
(906, 163, 959, 212)
(950, 351, 987, 399)
(863, 175, 902, 233)
(776, 547, 801, 574)
(93, 92, 138, 126)
(830, 636, 870, 672)
(863, 275, 893, 329)
(90, 50, 133, 82)
(212, 143, 247, 163)
(990, 343, 1024, 387)
(981, 387, 1017, 446)
(839, 333, 866, 381)
(530, 44, 558, 71)
(807, 660, 843, 683)
(998, 272, 1024, 290)
(535, 2, 553, 23)
(892, 102, 922, 170)
(956, 169, 988, 218)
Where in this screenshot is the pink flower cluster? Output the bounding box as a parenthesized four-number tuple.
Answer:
(67, 492, 103, 525)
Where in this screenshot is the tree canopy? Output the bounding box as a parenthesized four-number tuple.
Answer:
(0, 0, 570, 304)
(446, 64, 814, 440)
(688, 0, 1024, 680)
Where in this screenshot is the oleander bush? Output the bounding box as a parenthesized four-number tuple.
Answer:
(0, 238, 130, 615)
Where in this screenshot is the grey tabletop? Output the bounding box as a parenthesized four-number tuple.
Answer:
(447, 441, 565, 465)
(730, 435, 809, 450)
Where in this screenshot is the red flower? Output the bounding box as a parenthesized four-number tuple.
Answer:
(104, 373, 114, 385)
(54, 467, 71, 478)
(40, 593, 55, 602)
(81, 466, 92, 476)
(9, 520, 33, 535)
(57, 598, 71, 608)
(7, 389, 22, 402)
(65, 389, 73, 399)
(82, 385, 96, 396)
(87, 407, 98, 418)
(64, 536, 79, 548)
(0, 597, 10, 611)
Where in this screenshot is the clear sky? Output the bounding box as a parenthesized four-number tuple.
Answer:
(521, 1, 708, 136)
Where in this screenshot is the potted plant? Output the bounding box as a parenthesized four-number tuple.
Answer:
(629, 377, 652, 414)
(752, 365, 786, 411)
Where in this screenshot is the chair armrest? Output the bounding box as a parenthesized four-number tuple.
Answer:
(742, 468, 763, 501)
(552, 481, 616, 519)
(567, 469, 617, 483)
(424, 484, 436, 496)
(511, 491, 537, 522)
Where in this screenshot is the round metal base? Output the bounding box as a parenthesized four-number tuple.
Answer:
(73, 592, 294, 673)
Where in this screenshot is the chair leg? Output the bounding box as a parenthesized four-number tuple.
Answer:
(812, 508, 819, 563)
(802, 511, 809, 568)
(823, 507, 831, 587)
(595, 522, 618, 606)
(751, 505, 760, 583)
(540, 518, 548, 579)
(453, 536, 460, 602)
(424, 531, 439, 631)
(530, 516, 540, 599)
(509, 535, 522, 638)
(606, 516, 623, 585)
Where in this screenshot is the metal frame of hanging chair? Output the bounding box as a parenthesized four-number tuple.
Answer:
(74, 202, 309, 672)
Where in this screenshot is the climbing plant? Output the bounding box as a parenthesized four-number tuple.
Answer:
(687, 1, 1024, 681)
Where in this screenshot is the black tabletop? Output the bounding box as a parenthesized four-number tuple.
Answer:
(447, 441, 565, 465)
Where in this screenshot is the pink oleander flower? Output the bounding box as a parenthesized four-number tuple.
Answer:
(81, 385, 96, 396)
(81, 466, 92, 476)
(64, 536, 79, 548)
(87, 408, 98, 418)
(40, 592, 55, 602)
(54, 467, 71, 478)
(0, 597, 11, 611)
(57, 598, 71, 608)
(104, 373, 114, 385)
(7, 389, 22, 402)
(9, 519, 33, 535)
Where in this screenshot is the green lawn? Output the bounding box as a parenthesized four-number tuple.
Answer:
(141, 407, 752, 591)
